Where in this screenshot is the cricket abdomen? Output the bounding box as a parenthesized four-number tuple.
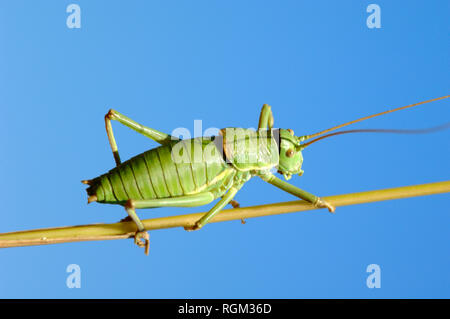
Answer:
(86, 137, 234, 204)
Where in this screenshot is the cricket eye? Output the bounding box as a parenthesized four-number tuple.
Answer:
(287, 129, 294, 136)
(286, 149, 295, 158)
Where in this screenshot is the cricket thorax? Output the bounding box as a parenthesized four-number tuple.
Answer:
(220, 127, 279, 172)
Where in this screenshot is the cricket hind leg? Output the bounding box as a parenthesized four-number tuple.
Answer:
(125, 201, 150, 255)
(104, 109, 179, 166)
(121, 192, 216, 255)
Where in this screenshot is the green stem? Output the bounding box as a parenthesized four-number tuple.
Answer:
(0, 180, 449, 248)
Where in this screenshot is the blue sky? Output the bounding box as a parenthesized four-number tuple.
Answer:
(0, 1, 449, 298)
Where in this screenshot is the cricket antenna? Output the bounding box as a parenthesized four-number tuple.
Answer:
(301, 123, 450, 148)
(303, 95, 450, 141)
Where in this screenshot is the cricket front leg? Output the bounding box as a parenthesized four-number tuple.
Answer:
(259, 173, 335, 213)
(185, 187, 240, 231)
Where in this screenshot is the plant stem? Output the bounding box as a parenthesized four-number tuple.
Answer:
(0, 180, 449, 249)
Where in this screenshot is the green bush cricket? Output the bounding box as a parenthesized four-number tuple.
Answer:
(83, 95, 449, 254)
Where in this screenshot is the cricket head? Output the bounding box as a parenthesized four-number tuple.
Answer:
(277, 129, 306, 180)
